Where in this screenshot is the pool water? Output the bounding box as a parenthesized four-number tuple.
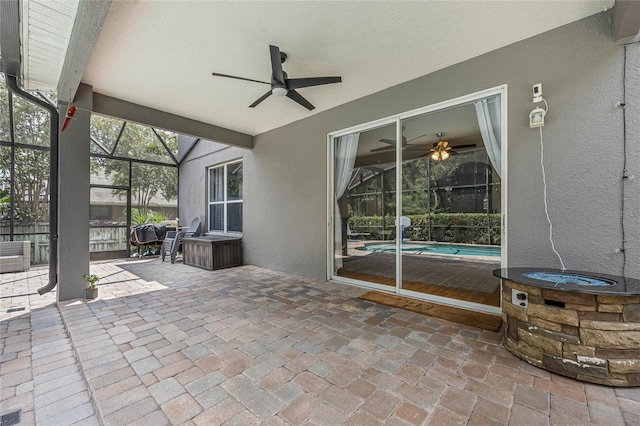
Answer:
(361, 243, 501, 257)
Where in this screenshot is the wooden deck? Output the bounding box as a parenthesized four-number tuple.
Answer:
(339, 270, 500, 306)
(338, 251, 501, 307)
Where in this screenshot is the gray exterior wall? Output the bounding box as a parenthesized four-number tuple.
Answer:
(179, 136, 251, 231)
(179, 11, 640, 280)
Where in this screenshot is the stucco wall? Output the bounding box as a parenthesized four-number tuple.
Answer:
(624, 41, 640, 279)
(179, 11, 639, 280)
(178, 136, 251, 230)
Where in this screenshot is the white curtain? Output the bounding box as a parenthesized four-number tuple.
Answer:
(474, 96, 502, 178)
(334, 132, 359, 269)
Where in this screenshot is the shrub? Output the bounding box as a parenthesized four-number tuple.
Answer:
(348, 213, 501, 245)
(130, 208, 170, 226)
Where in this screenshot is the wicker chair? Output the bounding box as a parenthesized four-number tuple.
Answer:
(0, 241, 31, 272)
(161, 217, 202, 263)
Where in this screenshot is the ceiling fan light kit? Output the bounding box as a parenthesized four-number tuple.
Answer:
(369, 130, 477, 159)
(429, 132, 452, 161)
(432, 150, 450, 161)
(212, 45, 342, 111)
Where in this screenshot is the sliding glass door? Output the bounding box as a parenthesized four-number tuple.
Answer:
(329, 87, 506, 314)
(333, 123, 396, 291)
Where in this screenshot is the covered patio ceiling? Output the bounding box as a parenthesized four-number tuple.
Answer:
(82, 1, 613, 136)
(7, 0, 637, 142)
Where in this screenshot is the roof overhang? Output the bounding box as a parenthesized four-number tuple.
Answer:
(21, 0, 80, 91)
(1, 0, 111, 97)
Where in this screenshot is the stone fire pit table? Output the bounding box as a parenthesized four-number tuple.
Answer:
(494, 267, 640, 387)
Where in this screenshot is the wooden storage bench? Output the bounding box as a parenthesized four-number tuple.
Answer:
(183, 236, 242, 271)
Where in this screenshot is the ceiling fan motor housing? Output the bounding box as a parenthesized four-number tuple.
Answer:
(272, 71, 288, 95)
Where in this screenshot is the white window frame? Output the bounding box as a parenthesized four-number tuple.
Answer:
(207, 159, 243, 234)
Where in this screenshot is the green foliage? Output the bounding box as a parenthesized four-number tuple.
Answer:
(0, 76, 51, 222)
(345, 150, 501, 246)
(1, 76, 178, 223)
(0, 74, 50, 146)
(83, 273, 100, 289)
(348, 213, 501, 245)
(0, 188, 9, 218)
(12, 148, 50, 221)
(12, 94, 50, 147)
(116, 122, 174, 163)
(0, 76, 10, 141)
(89, 116, 178, 211)
(130, 208, 169, 226)
(90, 114, 121, 153)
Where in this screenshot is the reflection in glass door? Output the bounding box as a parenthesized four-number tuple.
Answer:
(333, 123, 396, 290)
(400, 100, 501, 308)
(330, 87, 506, 314)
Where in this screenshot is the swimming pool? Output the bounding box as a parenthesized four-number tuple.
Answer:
(360, 242, 501, 257)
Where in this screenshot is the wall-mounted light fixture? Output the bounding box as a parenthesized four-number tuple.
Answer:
(529, 106, 546, 128)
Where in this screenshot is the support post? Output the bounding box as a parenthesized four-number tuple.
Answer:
(57, 84, 92, 300)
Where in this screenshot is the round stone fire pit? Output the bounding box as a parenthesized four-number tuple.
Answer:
(494, 268, 640, 387)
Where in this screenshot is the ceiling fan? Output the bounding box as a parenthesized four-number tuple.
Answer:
(370, 128, 429, 153)
(211, 45, 342, 111)
(427, 132, 476, 161)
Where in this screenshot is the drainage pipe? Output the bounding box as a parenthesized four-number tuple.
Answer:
(5, 75, 59, 295)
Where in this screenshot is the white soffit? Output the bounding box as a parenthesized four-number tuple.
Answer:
(21, 0, 79, 91)
(83, 0, 613, 136)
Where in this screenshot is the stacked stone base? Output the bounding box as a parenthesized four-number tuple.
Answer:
(502, 279, 640, 387)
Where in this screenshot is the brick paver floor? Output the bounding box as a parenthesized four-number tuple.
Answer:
(1, 266, 99, 425)
(2, 258, 640, 425)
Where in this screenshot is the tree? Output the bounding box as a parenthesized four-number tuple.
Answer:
(0, 79, 10, 142)
(90, 116, 178, 212)
(0, 76, 51, 222)
(2, 75, 178, 222)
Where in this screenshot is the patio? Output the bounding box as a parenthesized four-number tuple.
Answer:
(2, 260, 640, 425)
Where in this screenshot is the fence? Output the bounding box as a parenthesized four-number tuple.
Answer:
(1, 223, 128, 265)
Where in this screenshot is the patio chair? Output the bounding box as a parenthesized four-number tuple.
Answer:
(396, 216, 411, 241)
(161, 217, 203, 263)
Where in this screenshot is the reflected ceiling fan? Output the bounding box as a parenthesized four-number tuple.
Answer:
(370, 128, 429, 153)
(211, 45, 342, 111)
(427, 132, 476, 161)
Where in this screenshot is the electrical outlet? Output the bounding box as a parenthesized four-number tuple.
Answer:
(512, 289, 528, 308)
(533, 83, 542, 103)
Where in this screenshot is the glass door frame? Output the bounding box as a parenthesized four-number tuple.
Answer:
(327, 85, 508, 315)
